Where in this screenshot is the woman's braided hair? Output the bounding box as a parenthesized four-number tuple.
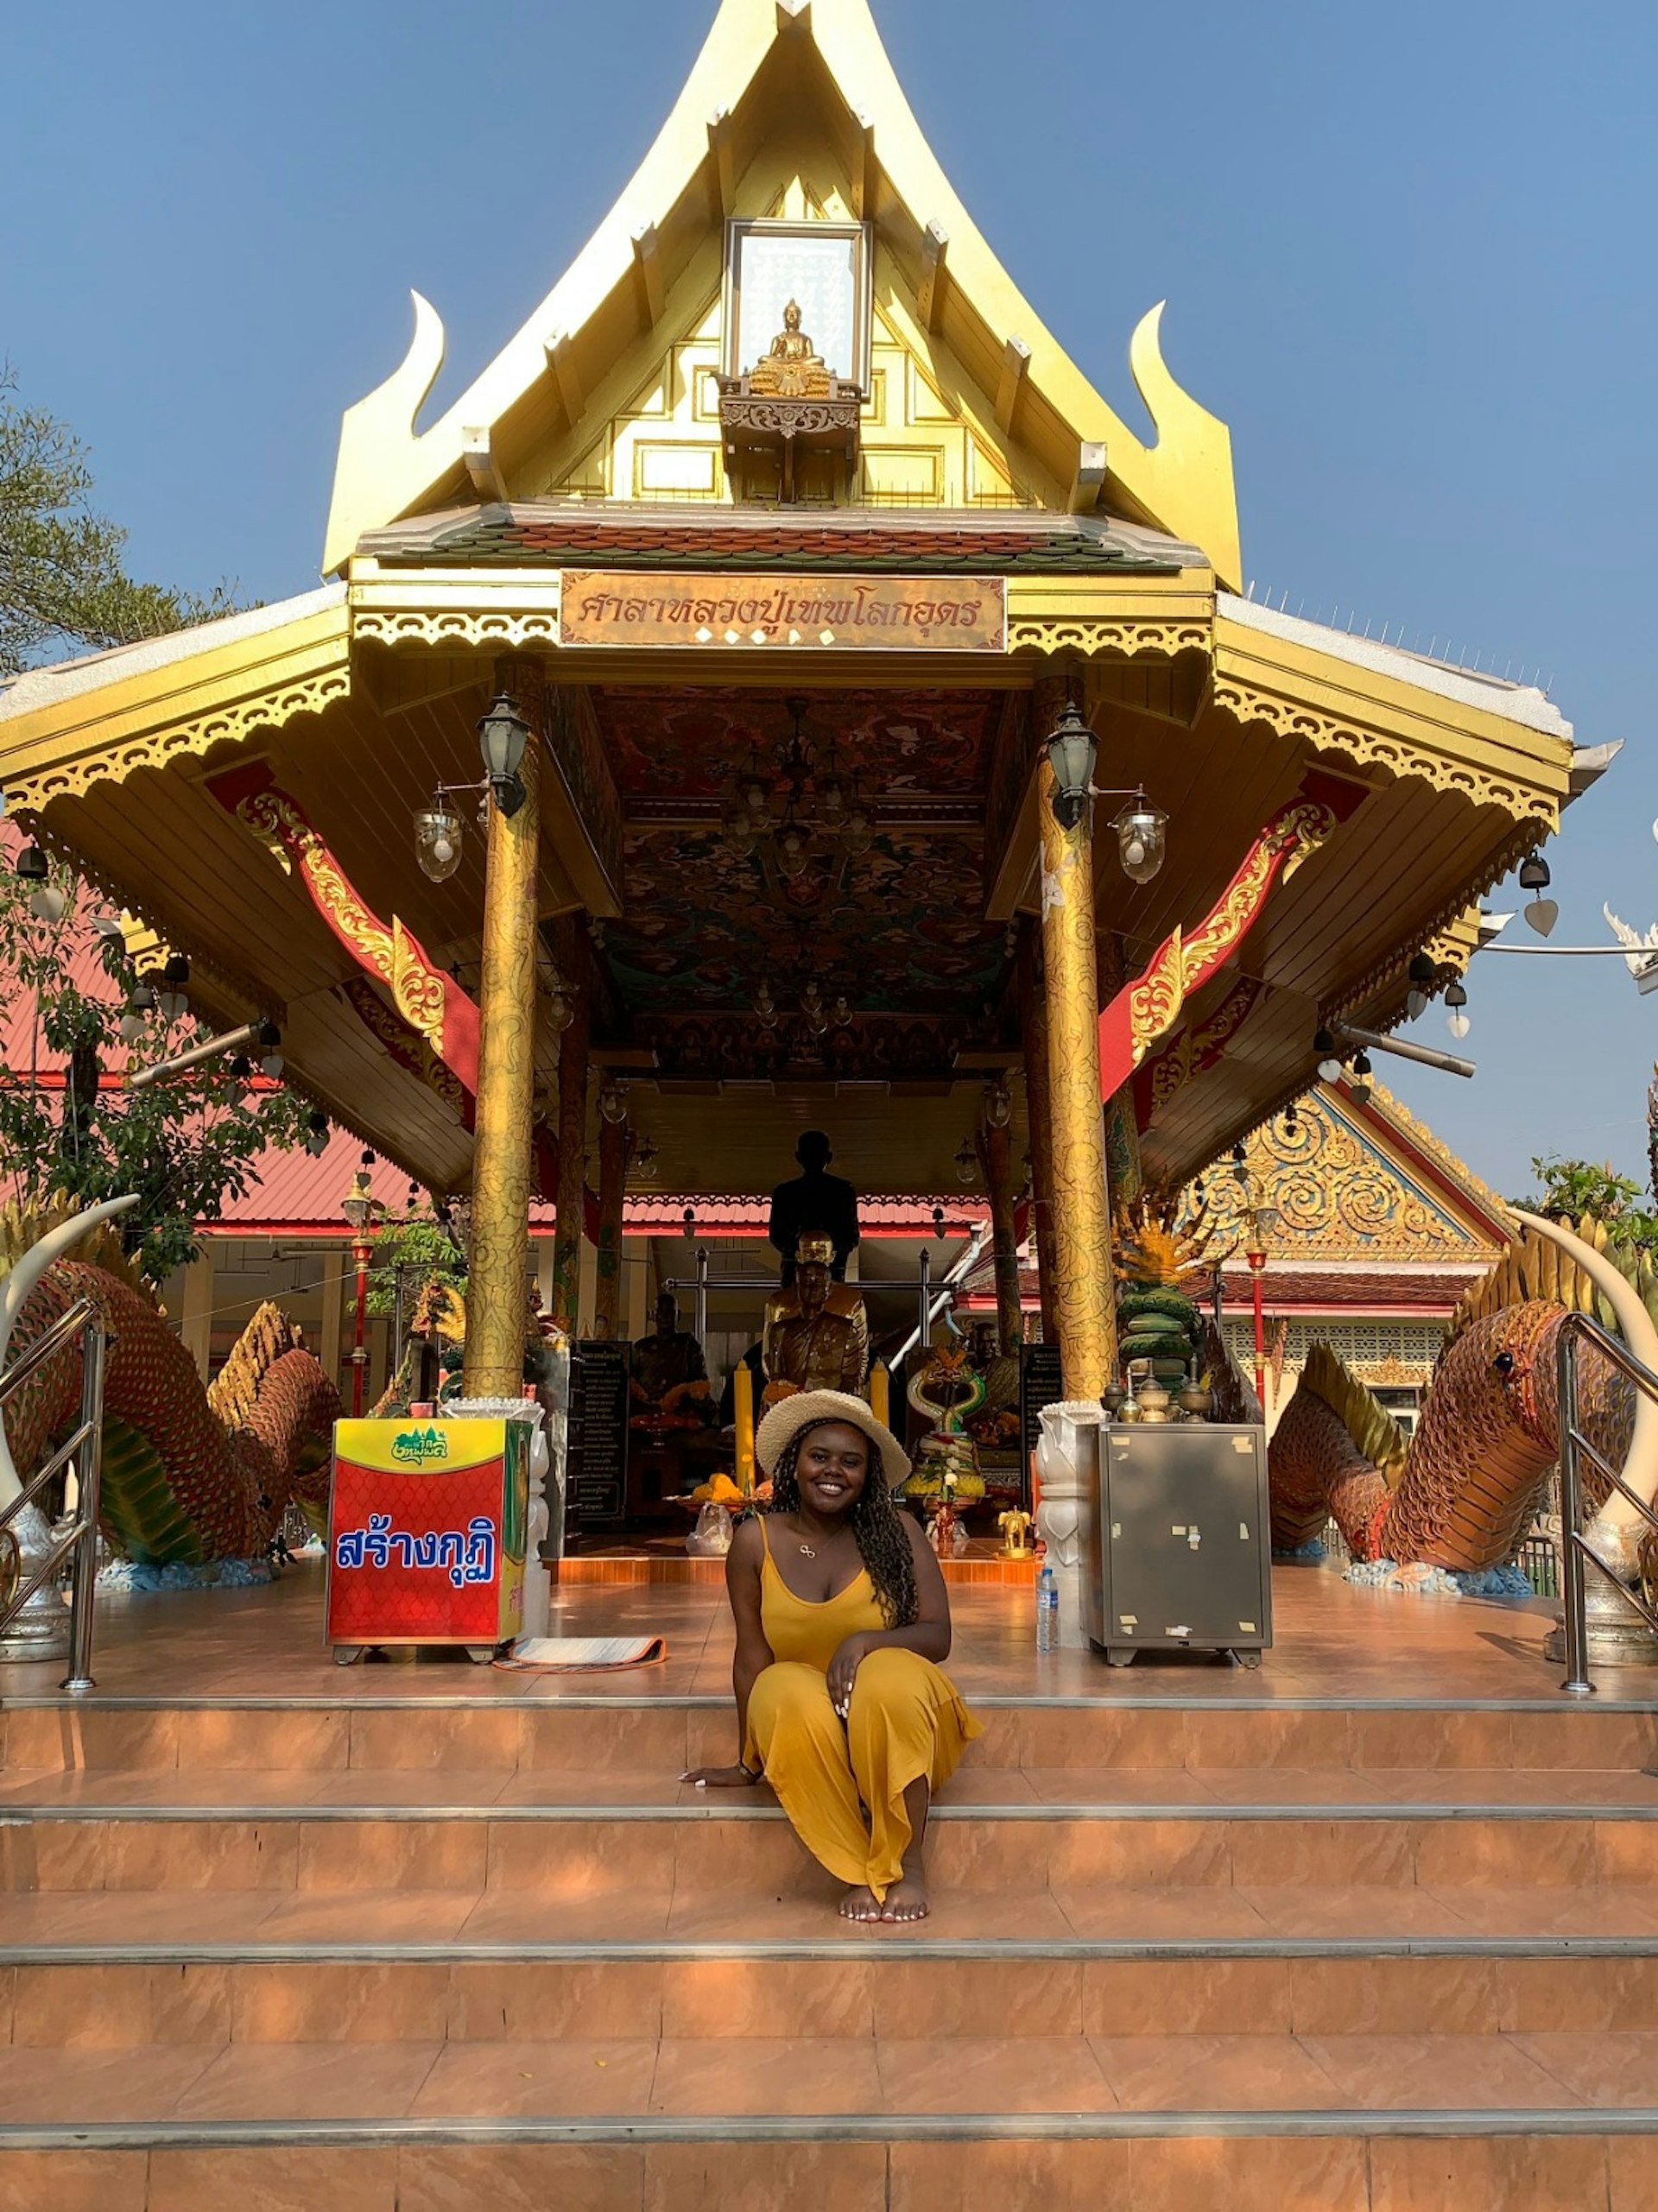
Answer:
(767, 1421, 918, 1627)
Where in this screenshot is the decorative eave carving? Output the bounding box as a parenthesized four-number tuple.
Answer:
(0, 602, 352, 812)
(1212, 615, 1573, 825)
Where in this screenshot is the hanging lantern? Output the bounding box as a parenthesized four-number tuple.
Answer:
(954, 1139, 978, 1187)
(477, 695, 531, 816)
(1111, 793, 1169, 885)
(598, 1078, 630, 1125)
(983, 1080, 1012, 1129)
(414, 800, 464, 882)
(753, 980, 779, 1029)
(1043, 703, 1097, 831)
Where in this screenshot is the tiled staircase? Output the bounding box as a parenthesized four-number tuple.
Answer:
(1, 1691, 1655, 2209)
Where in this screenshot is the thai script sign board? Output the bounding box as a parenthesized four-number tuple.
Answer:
(558, 572, 1007, 653)
(326, 1418, 528, 1648)
(569, 1342, 630, 1528)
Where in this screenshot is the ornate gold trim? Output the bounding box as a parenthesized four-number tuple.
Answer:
(353, 608, 562, 650)
(235, 788, 446, 1050)
(1364, 1081, 1516, 1236)
(1009, 615, 1212, 659)
(1212, 675, 1565, 824)
(9, 667, 351, 810)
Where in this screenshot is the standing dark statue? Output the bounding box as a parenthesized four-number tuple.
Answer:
(769, 1130, 860, 1286)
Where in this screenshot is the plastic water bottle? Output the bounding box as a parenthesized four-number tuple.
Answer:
(1035, 1564, 1059, 1655)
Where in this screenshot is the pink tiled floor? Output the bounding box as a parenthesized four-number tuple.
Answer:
(1, 1555, 1642, 1709)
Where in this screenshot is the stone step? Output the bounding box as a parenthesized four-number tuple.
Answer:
(5, 1694, 1654, 1775)
(3, 1793, 1656, 1894)
(0, 2039, 1654, 2212)
(4, 1880, 1658, 1950)
(8, 1942, 1658, 2047)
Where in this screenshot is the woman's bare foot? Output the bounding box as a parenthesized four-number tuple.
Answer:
(839, 1884, 884, 1922)
(880, 1874, 929, 1923)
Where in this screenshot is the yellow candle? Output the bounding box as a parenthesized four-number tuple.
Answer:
(734, 1361, 756, 1494)
(870, 1361, 889, 1432)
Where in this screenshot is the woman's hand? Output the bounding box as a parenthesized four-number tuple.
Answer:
(826, 1633, 875, 1718)
(681, 1763, 761, 1788)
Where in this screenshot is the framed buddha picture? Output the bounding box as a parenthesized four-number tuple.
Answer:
(722, 218, 871, 390)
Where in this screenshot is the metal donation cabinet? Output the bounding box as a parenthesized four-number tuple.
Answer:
(326, 1417, 529, 1664)
(1081, 1424, 1273, 1669)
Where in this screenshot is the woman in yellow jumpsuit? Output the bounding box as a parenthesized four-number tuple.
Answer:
(684, 1389, 978, 1922)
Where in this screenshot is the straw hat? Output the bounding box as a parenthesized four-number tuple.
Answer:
(754, 1388, 911, 1488)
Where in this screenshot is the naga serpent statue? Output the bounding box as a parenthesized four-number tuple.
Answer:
(1268, 1209, 1658, 1608)
(0, 1198, 339, 1575)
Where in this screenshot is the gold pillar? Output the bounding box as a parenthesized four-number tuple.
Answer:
(1016, 919, 1060, 1343)
(549, 914, 589, 1332)
(463, 657, 543, 1398)
(1034, 673, 1117, 1399)
(592, 1105, 632, 1342)
(976, 1111, 1024, 1352)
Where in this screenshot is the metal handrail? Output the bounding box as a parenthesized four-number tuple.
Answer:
(0, 1299, 110, 1694)
(1556, 1311, 1658, 1697)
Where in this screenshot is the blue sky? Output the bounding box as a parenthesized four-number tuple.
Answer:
(3, 0, 1655, 1199)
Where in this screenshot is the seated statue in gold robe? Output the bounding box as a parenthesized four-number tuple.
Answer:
(747, 300, 833, 400)
(763, 1233, 869, 1400)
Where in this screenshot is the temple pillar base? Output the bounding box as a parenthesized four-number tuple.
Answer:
(0, 1505, 71, 1664)
(1035, 1400, 1104, 1652)
(1543, 1574, 1658, 1668)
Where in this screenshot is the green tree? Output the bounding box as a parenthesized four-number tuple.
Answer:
(0, 853, 311, 1280)
(0, 365, 235, 675)
(364, 1209, 468, 1321)
(1518, 1156, 1658, 1255)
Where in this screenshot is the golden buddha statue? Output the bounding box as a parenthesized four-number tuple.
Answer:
(748, 300, 833, 400)
(762, 1232, 869, 1400)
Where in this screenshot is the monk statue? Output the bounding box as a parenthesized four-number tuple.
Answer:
(748, 300, 832, 400)
(631, 1292, 715, 1425)
(763, 1232, 869, 1400)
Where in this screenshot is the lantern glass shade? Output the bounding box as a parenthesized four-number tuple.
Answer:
(1043, 704, 1097, 831)
(414, 805, 464, 882)
(1112, 796, 1168, 885)
(477, 695, 529, 783)
(341, 1172, 375, 1233)
(954, 1140, 978, 1186)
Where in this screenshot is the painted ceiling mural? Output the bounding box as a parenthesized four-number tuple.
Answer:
(596, 686, 1011, 1037)
(605, 826, 1007, 1018)
(594, 687, 998, 799)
